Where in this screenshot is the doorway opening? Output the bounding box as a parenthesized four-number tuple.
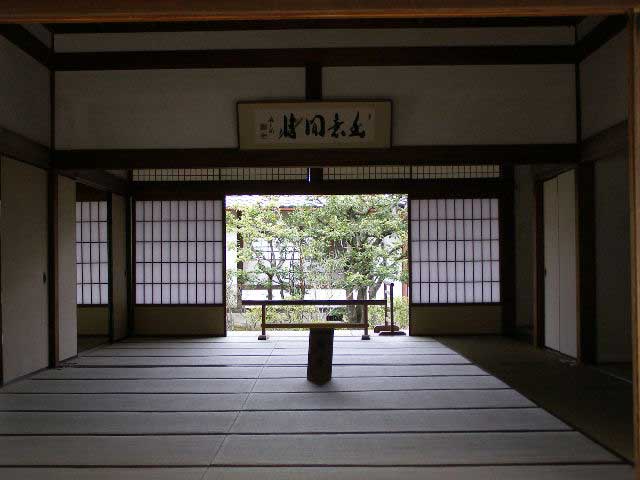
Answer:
(75, 184, 111, 353)
(224, 194, 409, 333)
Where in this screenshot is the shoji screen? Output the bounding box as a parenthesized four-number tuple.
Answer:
(410, 198, 500, 304)
(135, 200, 224, 305)
(76, 201, 109, 305)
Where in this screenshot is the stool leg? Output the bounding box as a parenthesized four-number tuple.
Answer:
(307, 328, 334, 384)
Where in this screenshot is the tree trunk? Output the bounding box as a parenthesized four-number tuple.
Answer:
(355, 286, 369, 324)
(267, 275, 273, 301)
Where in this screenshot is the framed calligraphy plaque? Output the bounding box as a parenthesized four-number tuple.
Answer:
(237, 100, 392, 150)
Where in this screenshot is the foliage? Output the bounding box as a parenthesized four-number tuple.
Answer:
(300, 195, 407, 301)
(227, 195, 408, 304)
(368, 296, 409, 330)
(227, 197, 306, 300)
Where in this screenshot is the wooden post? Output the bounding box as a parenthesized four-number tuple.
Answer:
(389, 282, 395, 328)
(47, 171, 59, 368)
(627, 10, 640, 475)
(361, 303, 370, 340)
(258, 304, 267, 340)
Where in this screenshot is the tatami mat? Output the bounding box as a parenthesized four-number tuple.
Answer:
(250, 375, 507, 392)
(0, 333, 630, 478)
(205, 466, 635, 480)
(0, 435, 223, 466)
(0, 412, 237, 434)
(0, 466, 633, 480)
(230, 408, 568, 433)
(0, 393, 248, 411)
(3, 379, 256, 394)
(214, 432, 618, 466)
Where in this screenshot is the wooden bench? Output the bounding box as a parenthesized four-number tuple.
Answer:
(242, 299, 387, 341)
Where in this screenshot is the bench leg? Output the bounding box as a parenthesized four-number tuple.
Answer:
(362, 304, 370, 340)
(258, 305, 268, 340)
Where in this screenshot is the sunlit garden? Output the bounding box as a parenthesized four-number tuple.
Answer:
(225, 194, 408, 331)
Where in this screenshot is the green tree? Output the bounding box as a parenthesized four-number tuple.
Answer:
(228, 195, 407, 309)
(227, 197, 304, 301)
(307, 194, 407, 301)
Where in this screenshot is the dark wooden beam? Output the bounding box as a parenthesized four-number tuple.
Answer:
(125, 189, 134, 337)
(499, 165, 516, 336)
(76, 182, 109, 201)
(45, 17, 581, 34)
(580, 120, 627, 163)
(577, 161, 596, 363)
(53, 45, 575, 70)
(62, 169, 128, 196)
(626, 10, 640, 469)
(0, 24, 50, 67)
(47, 172, 59, 367)
(106, 193, 115, 343)
(576, 15, 628, 62)
(132, 177, 509, 198)
(54, 144, 578, 170)
(305, 64, 323, 182)
(305, 64, 322, 101)
(533, 180, 545, 348)
(0, 0, 634, 23)
(0, 127, 50, 170)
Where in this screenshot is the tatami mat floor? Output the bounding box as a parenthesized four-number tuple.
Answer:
(0, 332, 633, 479)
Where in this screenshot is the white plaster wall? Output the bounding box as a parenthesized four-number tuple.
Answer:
(56, 68, 305, 149)
(57, 175, 77, 361)
(594, 151, 632, 363)
(55, 27, 574, 52)
(580, 30, 628, 140)
(514, 165, 535, 329)
(0, 37, 50, 147)
(325, 65, 576, 145)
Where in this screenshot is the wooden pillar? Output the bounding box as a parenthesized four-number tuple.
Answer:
(306, 63, 323, 183)
(627, 10, 640, 475)
(533, 180, 545, 349)
(577, 162, 596, 363)
(47, 171, 59, 367)
(107, 193, 115, 343)
(125, 180, 134, 337)
(500, 165, 516, 336)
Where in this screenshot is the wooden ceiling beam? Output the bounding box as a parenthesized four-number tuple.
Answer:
(54, 45, 575, 71)
(53, 144, 578, 170)
(0, 1, 637, 24)
(46, 17, 582, 34)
